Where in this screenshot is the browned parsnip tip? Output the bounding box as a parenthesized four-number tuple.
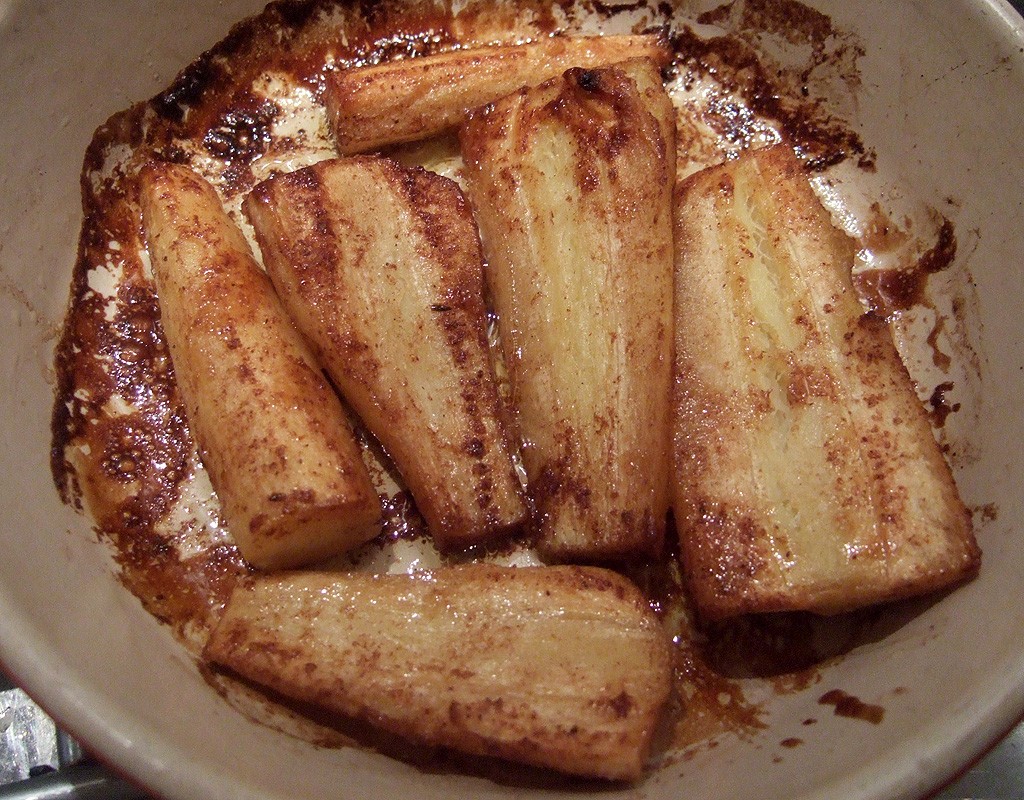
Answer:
(326, 33, 671, 154)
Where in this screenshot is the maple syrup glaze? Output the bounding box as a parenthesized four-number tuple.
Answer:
(818, 689, 885, 725)
(48, 0, 974, 775)
(854, 215, 958, 320)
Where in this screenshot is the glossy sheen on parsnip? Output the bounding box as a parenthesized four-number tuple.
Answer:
(460, 59, 675, 561)
(671, 146, 980, 619)
(204, 564, 672, 780)
(244, 157, 526, 550)
(326, 34, 671, 155)
(138, 163, 381, 570)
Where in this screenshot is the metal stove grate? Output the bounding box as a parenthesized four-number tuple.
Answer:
(0, 673, 146, 800)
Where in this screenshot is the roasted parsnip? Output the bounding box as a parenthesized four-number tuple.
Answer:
(671, 145, 980, 619)
(244, 157, 527, 550)
(138, 163, 381, 570)
(326, 34, 671, 155)
(205, 564, 672, 781)
(460, 59, 675, 561)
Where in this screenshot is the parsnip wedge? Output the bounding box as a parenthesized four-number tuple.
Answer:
(326, 34, 671, 154)
(459, 59, 675, 561)
(244, 157, 527, 550)
(138, 162, 381, 570)
(671, 145, 980, 619)
(204, 564, 672, 780)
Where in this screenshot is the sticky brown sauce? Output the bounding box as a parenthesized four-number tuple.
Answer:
(854, 211, 958, 321)
(818, 689, 885, 724)
(48, 0, 970, 781)
(672, 7, 871, 173)
(851, 205, 967, 434)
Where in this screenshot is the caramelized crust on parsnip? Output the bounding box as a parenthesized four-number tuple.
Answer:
(139, 162, 381, 570)
(205, 564, 672, 781)
(671, 146, 980, 619)
(460, 59, 675, 561)
(244, 157, 527, 551)
(326, 34, 671, 154)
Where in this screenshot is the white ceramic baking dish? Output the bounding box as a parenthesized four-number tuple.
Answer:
(1, 1, 1022, 798)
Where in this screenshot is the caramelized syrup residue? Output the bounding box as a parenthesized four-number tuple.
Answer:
(49, 0, 941, 776)
(854, 215, 958, 320)
(818, 689, 885, 724)
(673, 0, 871, 172)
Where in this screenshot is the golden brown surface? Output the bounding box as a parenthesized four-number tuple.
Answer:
(460, 59, 675, 562)
(205, 564, 673, 781)
(327, 34, 671, 155)
(139, 163, 381, 570)
(244, 156, 526, 551)
(49, 0, 984, 780)
(671, 146, 979, 619)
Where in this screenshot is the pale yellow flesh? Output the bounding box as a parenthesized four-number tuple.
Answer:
(244, 157, 527, 550)
(204, 564, 672, 781)
(460, 59, 675, 560)
(138, 163, 381, 570)
(327, 34, 671, 154)
(671, 145, 980, 619)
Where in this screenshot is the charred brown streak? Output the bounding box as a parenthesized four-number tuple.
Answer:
(668, 25, 869, 171)
(152, 0, 348, 123)
(154, 55, 227, 124)
(50, 257, 93, 505)
(51, 124, 151, 504)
